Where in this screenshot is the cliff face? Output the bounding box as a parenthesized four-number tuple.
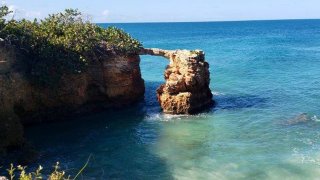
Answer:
(0, 45, 145, 150)
(141, 48, 213, 114)
(0, 50, 145, 124)
(1, 46, 214, 151)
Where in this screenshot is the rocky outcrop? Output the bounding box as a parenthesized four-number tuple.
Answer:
(0, 44, 145, 150)
(1, 50, 144, 123)
(140, 48, 213, 114)
(0, 45, 213, 151)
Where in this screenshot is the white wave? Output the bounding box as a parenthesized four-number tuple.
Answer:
(162, 114, 188, 120)
(311, 115, 320, 122)
(212, 91, 225, 96)
(145, 113, 187, 121)
(145, 113, 162, 121)
(145, 111, 209, 122)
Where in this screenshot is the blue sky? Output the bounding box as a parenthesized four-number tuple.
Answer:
(3, 0, 320, 23)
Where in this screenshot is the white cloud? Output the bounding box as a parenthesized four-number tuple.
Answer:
(95, 9, 111, 22)
(102, 9, 110, 17)
(8, 5, 17, 14)
(2, 1, 42, 20)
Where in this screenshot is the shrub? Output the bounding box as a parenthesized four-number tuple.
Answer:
(1, 158, 92, 180)
(0, 6, 142, 86)
(3, 162, 70, 180)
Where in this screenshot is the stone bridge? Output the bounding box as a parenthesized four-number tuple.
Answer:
(140, 48, 213, 114)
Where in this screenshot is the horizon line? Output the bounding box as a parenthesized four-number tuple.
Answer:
(95, 18, 320, 24)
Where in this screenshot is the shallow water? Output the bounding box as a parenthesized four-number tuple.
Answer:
(22, 20, 320, 179)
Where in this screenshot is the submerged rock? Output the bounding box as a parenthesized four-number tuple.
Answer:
(285, 113, 310, 125)
(141, 48, 213, 114)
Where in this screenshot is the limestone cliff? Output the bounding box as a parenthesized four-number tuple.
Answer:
(0, 44, 145, 150)
(0, 45, 214, 152)
(0, 49, 145, 124)
(141, 48, 213, 114)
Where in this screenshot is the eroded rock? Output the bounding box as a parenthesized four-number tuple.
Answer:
(141, 48, 213, 114)
(0, 44, 145, 150)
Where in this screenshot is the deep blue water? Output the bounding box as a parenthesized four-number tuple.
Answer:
(22, 20, 320, 179)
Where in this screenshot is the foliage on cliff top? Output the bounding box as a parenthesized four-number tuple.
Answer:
(0, 6, 142, 86)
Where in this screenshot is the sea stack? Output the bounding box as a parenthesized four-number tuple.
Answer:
(141, 48, 213, 114)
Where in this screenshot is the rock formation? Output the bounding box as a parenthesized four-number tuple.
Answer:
(0, 43, 145, 151)
(140, 48, 213, 114)
(0, 46, 145, 124)
(0, 45, 214, 151)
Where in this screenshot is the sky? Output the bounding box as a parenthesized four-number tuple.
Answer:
(3, 0, 320, 23)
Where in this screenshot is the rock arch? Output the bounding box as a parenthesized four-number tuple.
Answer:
(140, 48, 214, 114)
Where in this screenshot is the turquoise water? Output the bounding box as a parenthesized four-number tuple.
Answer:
(25, 20, 320, 179)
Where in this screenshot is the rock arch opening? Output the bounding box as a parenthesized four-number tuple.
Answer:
(140, 48, 214, 114)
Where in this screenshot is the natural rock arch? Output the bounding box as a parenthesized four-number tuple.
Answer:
(140, 48, 214, 114)
(0, 45, 214, 152)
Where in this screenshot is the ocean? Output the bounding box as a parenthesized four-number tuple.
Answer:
(25, 20, 320, 179)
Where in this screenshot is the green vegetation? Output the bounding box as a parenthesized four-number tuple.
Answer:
(3, 162, 70, 180)
(1, 151, 91, 180)
(2, 158, 91, 180)
(0, 6, 142, 86)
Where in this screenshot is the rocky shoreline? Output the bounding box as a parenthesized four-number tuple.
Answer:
(0, 46, 213, 155)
